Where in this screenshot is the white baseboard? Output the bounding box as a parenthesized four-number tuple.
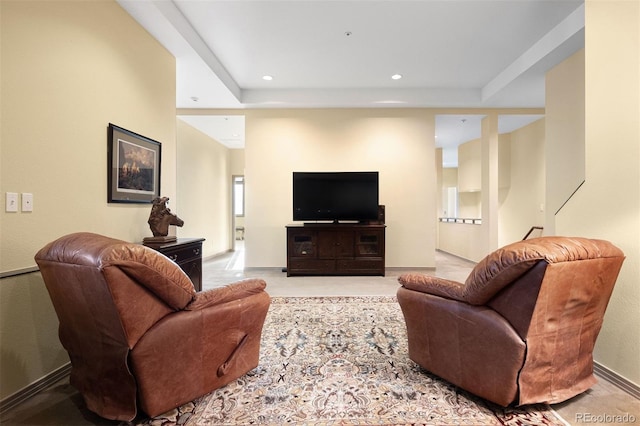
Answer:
(594, 361, 640, 400)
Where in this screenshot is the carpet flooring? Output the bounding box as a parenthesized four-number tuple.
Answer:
(142, 296, 565, 426)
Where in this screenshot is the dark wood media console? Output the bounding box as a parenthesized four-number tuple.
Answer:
(286, 224, 385, 277)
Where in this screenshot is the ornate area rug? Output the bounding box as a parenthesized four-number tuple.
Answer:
(144, 296, 566, 425)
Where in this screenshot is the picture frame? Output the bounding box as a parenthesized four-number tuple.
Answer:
(107, 123, 161, 203)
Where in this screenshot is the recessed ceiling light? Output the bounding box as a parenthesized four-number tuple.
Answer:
(262, 75, 273, 81)
(373, 100, 407, 104)
(391, 74, 402, 80)
(190, 96, 199, 102)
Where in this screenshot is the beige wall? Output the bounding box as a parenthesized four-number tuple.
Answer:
(498, 133, 511, 191)
(554, 1, 639, 385)
(441, 167, 458, 217)
(498, 119, 545, 246)
(457, 138, 482, 220)
(229, 149, 245, 176)
(441, 169, 458, 192)
(0, 0, 176, 398)
(243, 109, 437, 268)
(1, 0, 637, 402)
(438, 222, 484, 261)
(545, 49, 585, 233)
(176, 119, 232, 258)
(457, 138, 482, 193)
(458, 191, 481, 219)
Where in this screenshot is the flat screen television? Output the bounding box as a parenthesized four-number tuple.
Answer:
(293, 171, 379, 222)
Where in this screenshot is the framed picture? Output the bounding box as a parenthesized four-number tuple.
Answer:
(107, 123, 161, 203)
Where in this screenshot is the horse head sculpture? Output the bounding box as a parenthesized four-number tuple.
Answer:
(147, 197, 184, 237)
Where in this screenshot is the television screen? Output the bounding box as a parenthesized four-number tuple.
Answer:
(293, 172, 379, 222)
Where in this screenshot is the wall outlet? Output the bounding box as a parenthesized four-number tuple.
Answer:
(22, 193, 33, 212)
(5, 192, 18, 212)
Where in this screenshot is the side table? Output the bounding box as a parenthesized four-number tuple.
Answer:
(143, 238, 205, 291)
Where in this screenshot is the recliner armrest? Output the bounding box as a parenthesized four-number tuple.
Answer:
(398, 274, 466, 302)
(185, 279, 268, 311)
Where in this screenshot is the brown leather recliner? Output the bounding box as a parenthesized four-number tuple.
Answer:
(35, 232, 271, 421)
(397, 236, 624, 407)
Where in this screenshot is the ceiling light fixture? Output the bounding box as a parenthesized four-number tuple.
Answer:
(391, 74, 402, 80)
(374, 100, 407, 105)
(262, 75, 273, 81)
(190, 96, 199, 102)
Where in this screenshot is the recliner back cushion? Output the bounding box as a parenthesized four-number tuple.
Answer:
(464, 237, 624, 305)
(102, 266, 174, 348)
(487, 261, 547, 338)
(99, 244, 195, 311)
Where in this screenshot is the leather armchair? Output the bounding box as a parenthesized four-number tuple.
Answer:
(397, 237, 624, 407)
(35, 232, 271, 421)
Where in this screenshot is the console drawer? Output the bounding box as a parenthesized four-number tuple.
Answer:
(288, 259, 336, 274)
(337, 259, 384, 275)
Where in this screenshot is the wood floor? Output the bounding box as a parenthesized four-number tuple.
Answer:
(1, 246, 638, 425)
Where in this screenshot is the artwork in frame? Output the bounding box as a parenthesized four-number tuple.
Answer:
(107, 123, 161, 203)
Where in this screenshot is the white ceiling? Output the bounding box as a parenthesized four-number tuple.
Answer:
(118, 0, 584, 160)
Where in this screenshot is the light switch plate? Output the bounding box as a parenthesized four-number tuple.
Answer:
(6, 192, 18, 212)
(22, 193, 33, 212)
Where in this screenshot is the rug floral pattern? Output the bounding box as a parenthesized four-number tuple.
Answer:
(145, 296, 565, 426)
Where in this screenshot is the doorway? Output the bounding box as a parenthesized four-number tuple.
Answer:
(232, 175, 245, 257)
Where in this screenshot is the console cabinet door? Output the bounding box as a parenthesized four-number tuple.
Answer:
(335, 232, 355, 258)
(287, 230, 336, 274)
(288, 230, 317, 257)
(318, 231, 354, 259)
(355, 230, 384, 257)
